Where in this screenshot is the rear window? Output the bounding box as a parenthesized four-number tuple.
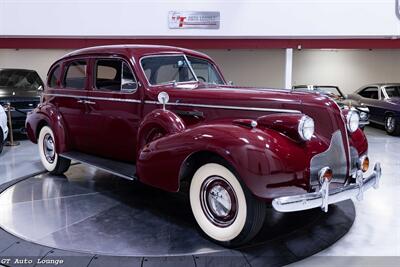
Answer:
(48, 65, 60, 88)
(0, 69, 43, 90)
(64, 60, 87, 89)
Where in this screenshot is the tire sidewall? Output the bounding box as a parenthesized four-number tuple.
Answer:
(189, 163, 247, 242)
(38, 126, 58, 172)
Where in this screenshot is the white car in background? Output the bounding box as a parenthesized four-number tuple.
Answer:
(0, 105, 8, 153)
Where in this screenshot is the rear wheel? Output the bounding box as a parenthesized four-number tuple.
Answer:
(0, 130, 3, 153)
(385, 115, 400, 136)
(38, 126, 71, 175)
(189, 163, 265, 247)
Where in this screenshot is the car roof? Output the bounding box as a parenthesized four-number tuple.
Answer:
(0, 68, 37, 72)
(362, 83, 400, 87)
(61, 44, 212, 62)
(293, 85, 339, 88)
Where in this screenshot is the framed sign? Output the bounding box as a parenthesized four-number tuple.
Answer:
(168, 11, 220, 29)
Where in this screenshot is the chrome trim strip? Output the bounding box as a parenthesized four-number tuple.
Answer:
(144, 100, 302, 114)
(43, 93, 141, 104)
(44, 93, 301, 113)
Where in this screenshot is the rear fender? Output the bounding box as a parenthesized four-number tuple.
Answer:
(26, 104, 68, 153)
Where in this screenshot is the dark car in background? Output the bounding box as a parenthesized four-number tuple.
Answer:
(0, 68, 43, 134)
(348, 83, 400, 135)
(292, 85, 369, 128)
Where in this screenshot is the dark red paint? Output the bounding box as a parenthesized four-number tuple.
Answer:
(26, 45, 369, 202)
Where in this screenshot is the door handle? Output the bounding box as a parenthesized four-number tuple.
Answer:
(77, 99, 85, 104)
(84, 100, 96, 105)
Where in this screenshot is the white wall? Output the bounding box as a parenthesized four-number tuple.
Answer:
(3, 48, 400, 94)
(201, 49, 285, 88)
(0, 49, 72, 81)
(0, 0, 398, 38)
(0, 49, 286, 87)
(293, 49, 400, 94)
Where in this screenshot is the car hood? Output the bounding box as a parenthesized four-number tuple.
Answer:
(0, 86, 39, 98)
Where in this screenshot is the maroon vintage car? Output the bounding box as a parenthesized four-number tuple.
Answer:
(26, 45, 381, 246)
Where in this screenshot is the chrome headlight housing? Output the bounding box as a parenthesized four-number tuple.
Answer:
(346, 110, 360, 133)
(298, 115, 315, 141)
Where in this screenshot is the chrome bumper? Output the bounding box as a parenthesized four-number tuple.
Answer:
(272, 163, 382, 213)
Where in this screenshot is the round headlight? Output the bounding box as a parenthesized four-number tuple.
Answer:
(346, 111, 360, 133)
(298, 115, 315, 141)
(359, 111, 368, 120)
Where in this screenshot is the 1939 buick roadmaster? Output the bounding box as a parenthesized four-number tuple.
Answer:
(26, 45, 382, 246)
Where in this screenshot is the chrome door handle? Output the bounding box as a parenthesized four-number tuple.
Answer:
(84, 100, 96, 105)
(77, 99, 85, 104)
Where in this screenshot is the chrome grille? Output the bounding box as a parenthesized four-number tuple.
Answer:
(310, 130, 348, 187)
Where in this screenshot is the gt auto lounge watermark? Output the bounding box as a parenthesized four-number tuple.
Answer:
(1, 257, 64, 265)
(168, 11, 220, 29)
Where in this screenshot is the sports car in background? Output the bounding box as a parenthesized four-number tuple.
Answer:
(348, 83, 400, 135)
(292, 85, 369, 129)
(0, 68, 43, 134)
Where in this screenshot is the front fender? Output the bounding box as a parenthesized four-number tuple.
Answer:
(136, 123, 319, 200)
(26, 104, 69, 153)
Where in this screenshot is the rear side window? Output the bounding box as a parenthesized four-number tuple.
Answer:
(95, 59, 137, 92)
(359, 87, 379, 99)
(384, 86, 400, 98)
(64, 60, 87, 89)
(48, 65, 60, 87)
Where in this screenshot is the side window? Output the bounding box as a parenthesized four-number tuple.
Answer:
(359, 87, 379, 99)
(48, 65, 60, 88)
(95, 59, 137, 92)
(64, 60, 87, 89)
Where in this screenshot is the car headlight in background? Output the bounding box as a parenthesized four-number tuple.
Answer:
(359, 111, 368, 120)
(298, 115, 315, 141)
(346, 110, 360, 133)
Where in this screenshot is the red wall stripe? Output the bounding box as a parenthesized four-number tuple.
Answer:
(1, 38, 400, 49)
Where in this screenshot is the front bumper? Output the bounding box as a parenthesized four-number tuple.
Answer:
(272, 163, 382, 213)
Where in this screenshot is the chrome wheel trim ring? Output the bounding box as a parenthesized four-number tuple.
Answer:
(43, 133, 56, 164)
(200, 175, 238, 227)
(386, 116, 395, 132)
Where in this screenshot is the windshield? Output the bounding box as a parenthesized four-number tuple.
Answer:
(0, 69, 43, 90)
(186, 56, 225, 85)
(140, 55, 225, 85)
(294, 86, 343, 98)
(384, 86, 400, 98)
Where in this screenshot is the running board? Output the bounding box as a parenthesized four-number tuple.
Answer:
(61, 151, 137, 181)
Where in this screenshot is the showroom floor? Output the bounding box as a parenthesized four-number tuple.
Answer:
(0, 126, 398, 266)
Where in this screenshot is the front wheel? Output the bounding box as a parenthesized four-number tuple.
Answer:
(385, 115, 400, 136)
(38, 126, 71, 175)
(189, 163, 265, 247)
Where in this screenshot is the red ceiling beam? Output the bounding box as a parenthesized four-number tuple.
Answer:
(2, 38, 400, 49)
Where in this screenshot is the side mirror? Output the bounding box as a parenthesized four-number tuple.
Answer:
(157, 91, 170, 111)
(228, 81, 234, 86)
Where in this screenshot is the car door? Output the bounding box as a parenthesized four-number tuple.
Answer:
(85, 57, 141, 163)
(50, 59, 92, 151)
(357, 86, 384, 123)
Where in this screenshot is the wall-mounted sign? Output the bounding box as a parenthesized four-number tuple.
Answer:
(168, 11, 220, 29)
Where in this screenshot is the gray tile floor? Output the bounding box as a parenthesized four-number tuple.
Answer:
(0, 140, 44, 184)
(291, 126, 400, 266)
(0, 127, 398, 265)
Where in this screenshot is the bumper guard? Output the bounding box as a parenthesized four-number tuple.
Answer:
(272, 162, 381, 213)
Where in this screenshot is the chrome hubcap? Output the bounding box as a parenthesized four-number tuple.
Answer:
(43, 133, 55, 163)
(386, 116, 395, 131)
(200, 176, 238, 227)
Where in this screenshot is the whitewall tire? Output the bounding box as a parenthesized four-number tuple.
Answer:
(38, 126, 71, 175)
(189, 163, 265, 246)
